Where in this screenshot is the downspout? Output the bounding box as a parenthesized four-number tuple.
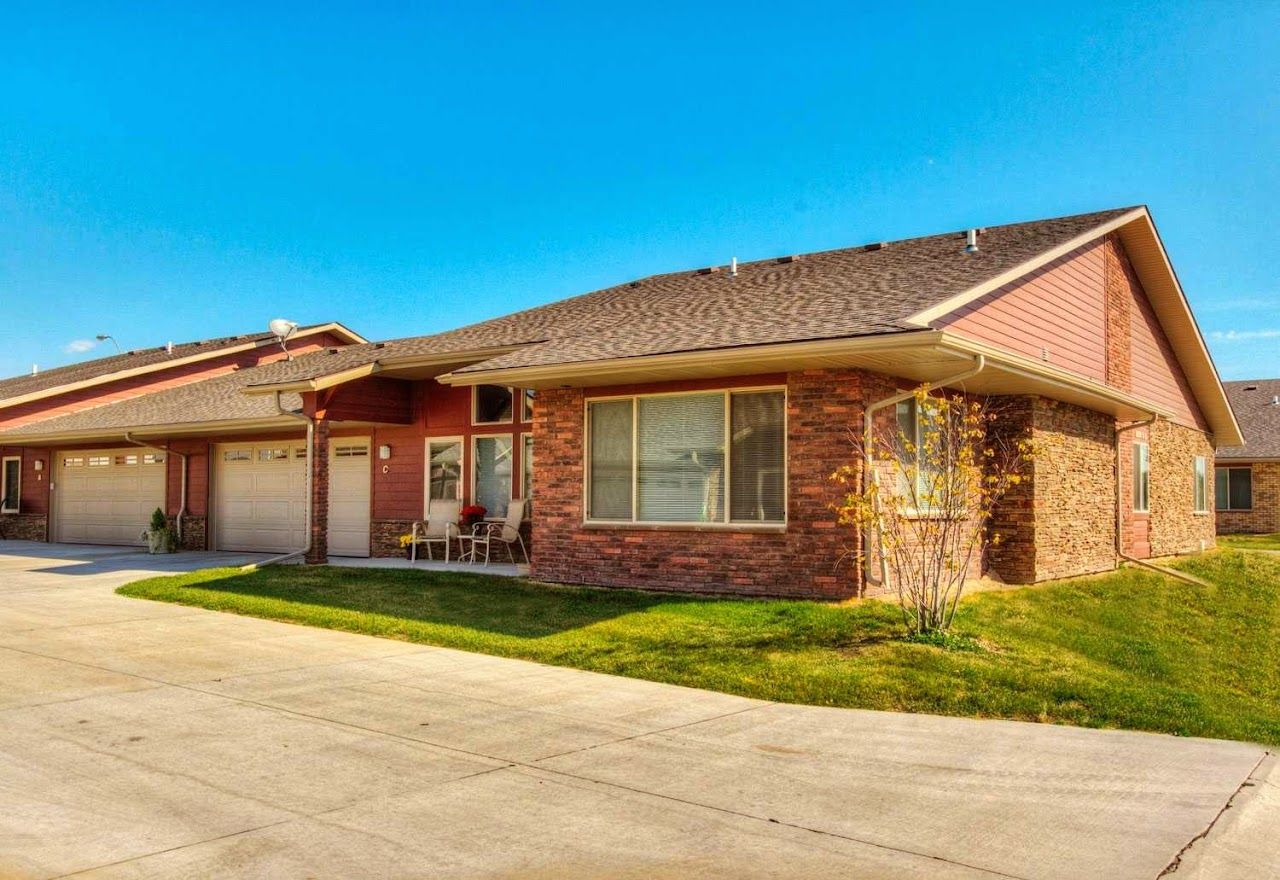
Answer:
(861, 354, 986, 592)
(245, 390, 315, 568)
(124, 433, 187, 543)
(1114, 413, 1212, 587)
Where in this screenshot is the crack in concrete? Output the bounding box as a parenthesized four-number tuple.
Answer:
(1159, 750, 1272, 877)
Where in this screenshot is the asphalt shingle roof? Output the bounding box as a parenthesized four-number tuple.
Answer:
(0, 324, 342, 404)
(0, 207, 1143, 438)
(239, 207, 1135, 387)
(0, 368, 303, 438)
(1218, 379, 1280, 460)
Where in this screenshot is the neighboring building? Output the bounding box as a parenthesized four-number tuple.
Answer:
(1214, 379, 1280, 534)
(0, 206, 1242, 598)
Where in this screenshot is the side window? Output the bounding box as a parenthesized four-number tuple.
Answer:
(1132, 443, 1150, 512)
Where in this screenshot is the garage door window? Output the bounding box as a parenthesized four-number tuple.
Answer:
(143, 453, 165, 465)
(224, 449, 250, 462)
(88, 456, 110, 467)
(1, 456, 19, 513)
(114, 454, 138, 466)
(259, 448, 290, 462)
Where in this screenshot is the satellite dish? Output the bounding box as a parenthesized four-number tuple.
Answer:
(268, 318, 298, 340)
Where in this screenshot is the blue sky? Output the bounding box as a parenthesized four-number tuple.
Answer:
(1, 2, 1277, 380)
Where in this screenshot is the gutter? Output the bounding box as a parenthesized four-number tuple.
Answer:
(860, 354, 987, 592)
(1113, 413, 1212, 587)
(252, 390, 315, 567)
(124, 433, 187, 543)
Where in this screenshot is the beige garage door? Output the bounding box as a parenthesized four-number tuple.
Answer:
(214, 442, 307, 553)
(55, 449, 167, 546)
(328, 439, 371, 557)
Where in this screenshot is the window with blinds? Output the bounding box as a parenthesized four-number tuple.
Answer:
(587, 389, 785, 524)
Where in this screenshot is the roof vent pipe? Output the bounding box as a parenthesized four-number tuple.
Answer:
(31, 364, 38, 376)
(166, 341, 174, 353)
(1273, 395, 1280, 406)
(964, 229, 979, 254)
(730, 256, 738, 277)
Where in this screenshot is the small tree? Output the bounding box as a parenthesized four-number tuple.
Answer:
(833, 388, 1031, 635)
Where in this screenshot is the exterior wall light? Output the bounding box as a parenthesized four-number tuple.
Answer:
(379, 445, 392, 460)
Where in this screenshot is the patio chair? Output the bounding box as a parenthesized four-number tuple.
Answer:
(457, 499, 528, 566)
(410, 499, 462, 562)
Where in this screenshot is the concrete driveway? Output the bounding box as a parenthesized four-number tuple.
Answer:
(0, 540, 1273, 879)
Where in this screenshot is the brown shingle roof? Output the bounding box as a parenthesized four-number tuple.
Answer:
(1217, 379, 1280, 460)
(244, 207, 1138, 388)
(0, 368, 303, 438)
(0, 323, 361, 405)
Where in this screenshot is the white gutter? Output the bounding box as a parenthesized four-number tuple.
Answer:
(256, 390, 315, 567)
(124, 432, 187, 543)
(860, 354, 986, 592)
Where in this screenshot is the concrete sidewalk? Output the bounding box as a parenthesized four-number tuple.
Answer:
(0, 539, 1272, 879)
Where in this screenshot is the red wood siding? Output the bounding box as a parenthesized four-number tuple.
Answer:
(1126, 262, 1207, 428)
(0, 332, 348, 431)
(938, 241, 1107, 381)
(315, 376, 414, 424)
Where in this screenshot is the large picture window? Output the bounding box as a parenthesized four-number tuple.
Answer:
(586, 389, 785, 524)
(1, 456, 19, 514)
(1215, 466, 1252, 511)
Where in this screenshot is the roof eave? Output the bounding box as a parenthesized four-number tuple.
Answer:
(0, 322, 366, 412)
(0, 415, 304, 446)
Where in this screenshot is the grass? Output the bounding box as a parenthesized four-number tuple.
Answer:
(1219, 532, 1280, 551)
(117, 550, 1280, 746)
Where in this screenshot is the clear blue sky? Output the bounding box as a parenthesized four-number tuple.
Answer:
(1, 2, 1277, 380)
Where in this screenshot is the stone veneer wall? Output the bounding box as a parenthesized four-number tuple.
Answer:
(1148, 420, 1217, 556)
(0, 513, 48, 541)
(531, 368, 896, 599)
(1215, 462, 1280, 534)
(171, 515, 207, 551)
(372, 518, 417, 557)
(989, 397, 1117, 583)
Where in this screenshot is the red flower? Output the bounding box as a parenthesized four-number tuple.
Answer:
(461, 504, 487, 519)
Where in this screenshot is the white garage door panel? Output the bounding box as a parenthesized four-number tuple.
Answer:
(214, 443, 307, 553)
(329, 439, 371, 558)
(55, 450, 167, 546)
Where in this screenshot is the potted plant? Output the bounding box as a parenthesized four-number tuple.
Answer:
(142, 508, 176, 555)
(398, 533, 415, 559)
(460, 504, 487, 530)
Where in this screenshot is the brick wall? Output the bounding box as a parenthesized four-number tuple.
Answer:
(1103, 235, 1133, 393)
(989, 397, 1117, 583)
(531, 369, 891, 599)
(1216, 462, 1280, 534)
(306, 420, 330, 564)
(170, 515, 207, 552)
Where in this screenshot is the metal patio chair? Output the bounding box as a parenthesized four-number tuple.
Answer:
(409, 499, 462, 562)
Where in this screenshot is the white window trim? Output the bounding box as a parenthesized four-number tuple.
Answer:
(581, 385, 788, 528)
(1193, 455, 1210, 514)
(472, 385, 516, 426)
(1133, 442, 1150, 513)
(471, 432, 516, 516)
(423, 435, 465, 516)
(520, 431, 533, 500)
(1, 455, 20, 514)
(1215, 465, 1253, 512)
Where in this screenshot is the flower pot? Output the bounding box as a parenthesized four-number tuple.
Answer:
(144, 529, 174, 555)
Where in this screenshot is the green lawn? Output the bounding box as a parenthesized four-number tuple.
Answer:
(118, 550, 1280, 746)
(1219, 532, 1280, 551)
